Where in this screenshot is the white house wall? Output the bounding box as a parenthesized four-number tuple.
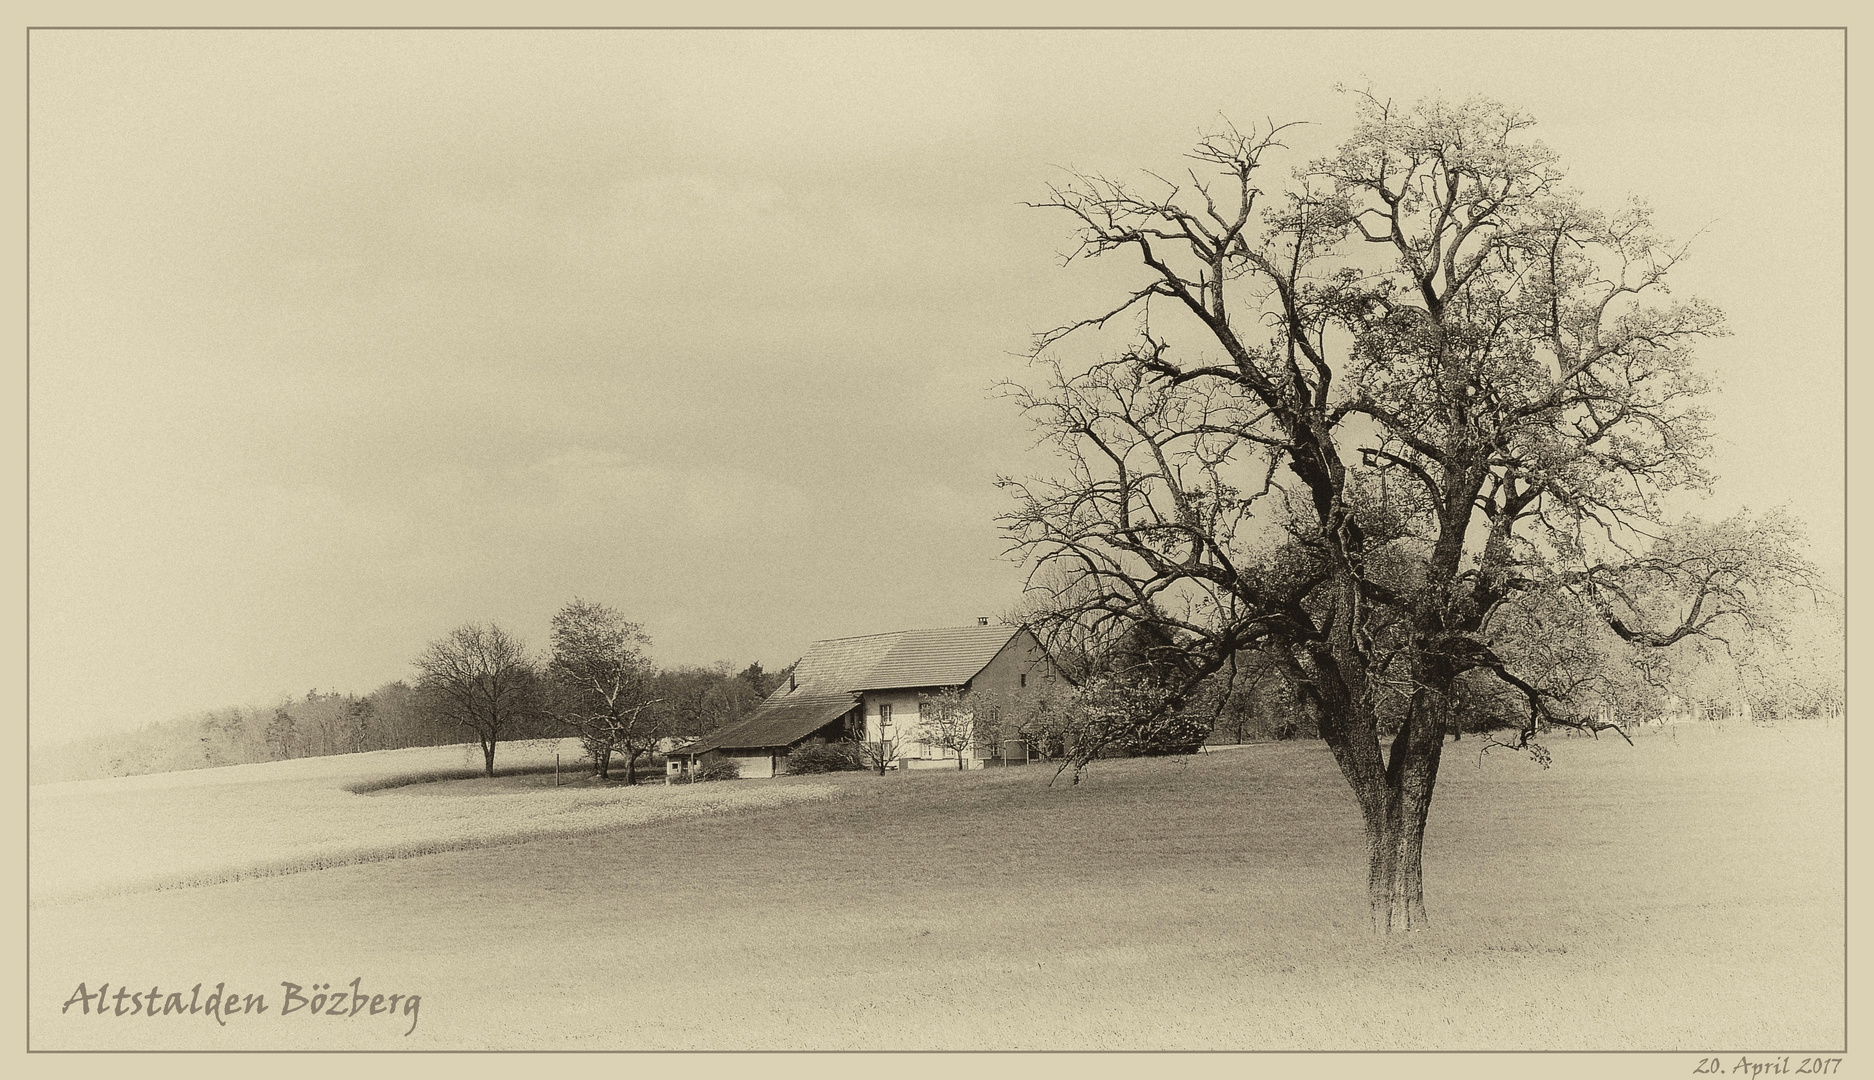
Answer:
(855, 632, 1060, 767)
(973, 630, 1054, 695)
(861, 688, 981, 766)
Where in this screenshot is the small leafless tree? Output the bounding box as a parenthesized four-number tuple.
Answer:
(914, 689, 976, 770)
(848, 734, 905, 776)
(413, 622, 544, 777)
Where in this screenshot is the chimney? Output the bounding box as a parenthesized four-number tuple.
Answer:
(977, 617, 989, 626)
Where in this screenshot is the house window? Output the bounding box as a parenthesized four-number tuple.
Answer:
(1019, 673, 1027, 688)
(880, 703, 892, 729)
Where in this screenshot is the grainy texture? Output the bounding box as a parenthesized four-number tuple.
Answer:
(30, 721, 1842, 1050)
(30, 739, 839, 905)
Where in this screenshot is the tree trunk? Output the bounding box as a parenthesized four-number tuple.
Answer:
(1359, 793, 1397, 931)
(481, 739, 496, 777)
(624, 750, 639, 786)
(1352, 776, 1438, 930)
(1387, 735, 1442, 932)
(1319, 685, 1447, 933)
(1364, 692, 1448, 932)
(596, 747, 610, 780)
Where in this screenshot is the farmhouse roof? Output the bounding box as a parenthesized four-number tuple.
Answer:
(848, 623, 1022, 691)
(677, 623, 1024, 755)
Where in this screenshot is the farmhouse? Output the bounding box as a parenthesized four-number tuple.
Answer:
(670, 621, 1056, 778)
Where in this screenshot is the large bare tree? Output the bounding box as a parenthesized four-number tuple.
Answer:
(413, 622, 544, 777)
(1000, 92, 1822, 932)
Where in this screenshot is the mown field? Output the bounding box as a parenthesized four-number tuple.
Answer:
(29, 720, 1844, 1050)
(28, 739, 833, 906)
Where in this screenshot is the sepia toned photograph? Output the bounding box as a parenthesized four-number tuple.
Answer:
(26, 25, 1846, 1056)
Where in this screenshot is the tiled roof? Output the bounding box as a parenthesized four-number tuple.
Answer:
(677, 624, 1022, 754)
(849, 624, 1021, 691)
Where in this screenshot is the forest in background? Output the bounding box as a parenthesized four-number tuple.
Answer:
(30, 661, 787, 785)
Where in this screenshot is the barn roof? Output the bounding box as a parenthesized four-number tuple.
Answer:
(676, 631, 900, 755)
(677, 624, 1024, 755)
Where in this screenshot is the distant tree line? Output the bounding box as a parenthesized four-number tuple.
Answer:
(31, 599, 789, 784)
(979, 560, 1842, 768)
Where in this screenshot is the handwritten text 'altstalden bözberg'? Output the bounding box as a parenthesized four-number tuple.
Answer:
(61, 979, 422, 1036)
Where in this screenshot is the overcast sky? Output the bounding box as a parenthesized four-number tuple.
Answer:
(29, 29, 1844, 741)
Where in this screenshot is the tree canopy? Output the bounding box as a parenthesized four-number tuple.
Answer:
(546, 598, 661, 783)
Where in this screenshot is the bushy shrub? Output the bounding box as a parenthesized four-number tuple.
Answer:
(785, 740, 863, 774)
(694, 758, 740, 782)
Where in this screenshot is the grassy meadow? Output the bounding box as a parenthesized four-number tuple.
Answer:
(29, 738, 838, 906)
(29, 720, 1844, 1050)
